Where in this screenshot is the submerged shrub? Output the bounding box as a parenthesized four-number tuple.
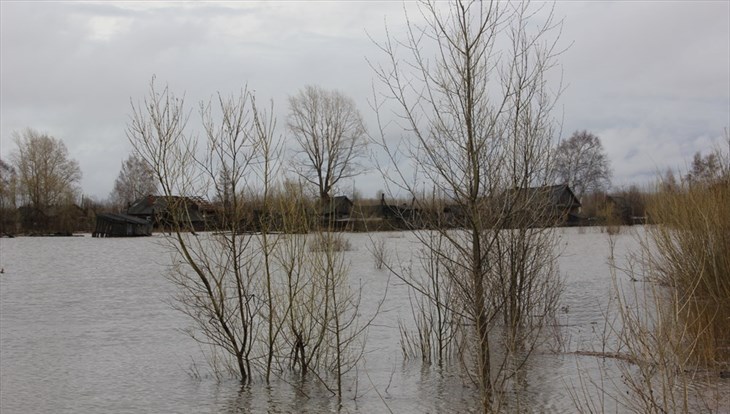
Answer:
(309, 232, 352, 252)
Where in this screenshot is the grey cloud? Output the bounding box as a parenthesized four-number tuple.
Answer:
(1, 1, 728, 200)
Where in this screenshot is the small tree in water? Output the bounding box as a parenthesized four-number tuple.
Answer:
(372, 1, 565, 411)
(128, 80, 273, 382)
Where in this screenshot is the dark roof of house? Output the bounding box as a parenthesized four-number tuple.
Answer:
(127, 195, 208, 222)
(443, 184, 581, 213)
(321, 195, 354, 215)
(96, 213, 150, 225)
(127, 195, 164, 216)
(332, 195, 353, 206)
(512, 184, 581, 209)
(547, 184, 581, 208)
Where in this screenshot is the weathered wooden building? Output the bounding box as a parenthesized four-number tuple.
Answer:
(93, 213, 152, 237)
(510, 184, 582, 226)
(321, 196, 353, 220)
(347, 194, 421, 231)
(127, 195, 215, 231)
(442, 184, 582, 228)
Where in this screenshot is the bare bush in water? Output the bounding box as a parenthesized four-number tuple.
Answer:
(274, 214, 374, 400)
(371, 1, 565, 411)
(370, 236, 388, 270)
(128, 81, 274, 382)
(128, 79, 375, 396)
(399, 231, 467, 367)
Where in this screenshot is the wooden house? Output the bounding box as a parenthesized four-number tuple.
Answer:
(319, 196, 354, 230)
(348, 194, 421, 231)
(505, 184, 582, 226)
(93, 213, 152, 237)
(442, 184, 582, 228)
(322, 196, 354, 220)
(127, 195, 215, 231)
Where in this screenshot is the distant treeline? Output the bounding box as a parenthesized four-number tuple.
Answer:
(2, 180, 723, 237)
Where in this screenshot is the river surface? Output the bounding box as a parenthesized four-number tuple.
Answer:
(1, 227, 727, 413)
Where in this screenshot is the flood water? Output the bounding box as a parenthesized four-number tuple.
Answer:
(1, 227, 727, 413)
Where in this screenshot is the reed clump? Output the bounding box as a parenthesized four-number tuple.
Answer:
(596, 176, 730, 413)
(569, 144, 730, 413)
(647, 177, 730, 368)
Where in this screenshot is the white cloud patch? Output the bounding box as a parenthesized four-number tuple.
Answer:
(86, 15, 133, 42)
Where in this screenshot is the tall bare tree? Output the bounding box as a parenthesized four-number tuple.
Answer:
(0, 159, 17, 234)
(0, 159, 15, 195)
(554, 130, 612, 200)
(11, 129, 81, 209)
(288, 85, 367, 201)
(11, 128, 82, 232)
(110, 153, 158, 210)
(372, 1, 564, 411)
(686, 150, 726, 185)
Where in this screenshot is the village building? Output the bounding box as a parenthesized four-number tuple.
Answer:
(507, 184, 582, 226)
(93, 213, 152, 237)
(348, 194, 421, 231)
(126, 195, 216, 231)
(443, 184, 582, 228)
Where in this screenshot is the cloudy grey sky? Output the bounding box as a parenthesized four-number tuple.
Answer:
(1, 1, 728, 201)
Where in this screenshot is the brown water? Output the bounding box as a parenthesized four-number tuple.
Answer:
(1, 228, 726, 413)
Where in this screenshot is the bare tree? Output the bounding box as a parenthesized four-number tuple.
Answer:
(110, 154, 158, 210)
(11, 128, 82, 232)
(685, 151, 724, 185)
(371, 1, 564, 411)
(127, 79, 374, 396)
(554, 130, 612, 200)
(0, 159, 15, 196)
(128, 79, 274, 382)
(661, 168, 679, 193)
(0, 159, 17, 234)
(288, 85, 367, 201)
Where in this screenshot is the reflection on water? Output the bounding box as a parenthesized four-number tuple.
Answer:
(1, 228, 727, 413)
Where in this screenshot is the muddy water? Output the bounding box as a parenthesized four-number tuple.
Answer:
(1, 228, 725, 413)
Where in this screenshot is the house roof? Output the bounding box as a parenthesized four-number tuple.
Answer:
(96, 212, 150, 225)
(332, 195, 353, 206)
(127, 194, 207, 222)
(127, 195, 162, 216)
(544, 184, 581, 208)
(512, 184, 581, 209)
(321, 195, 354, 216)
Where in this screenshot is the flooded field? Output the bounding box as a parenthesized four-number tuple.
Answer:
(1, 227, 727, 413)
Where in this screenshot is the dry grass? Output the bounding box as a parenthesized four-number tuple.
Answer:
(570, 175, 730, 413)
(646, 180, 730, 368)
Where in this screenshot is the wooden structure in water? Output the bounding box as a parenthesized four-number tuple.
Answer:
(127, 194, 215, 231)
(93, 213, 152, 237)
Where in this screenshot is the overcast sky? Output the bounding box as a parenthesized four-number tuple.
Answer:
(1, 1, 728, 201)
